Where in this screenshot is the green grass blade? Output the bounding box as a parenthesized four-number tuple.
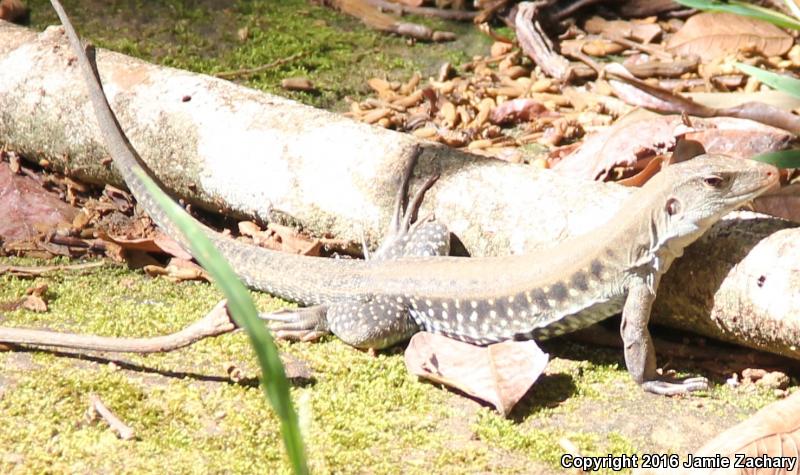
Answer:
(675, 0, 800, 30)
(752, 149, 800, 168)
(735, 62, 800, 98)
(136, 169, 308, 474)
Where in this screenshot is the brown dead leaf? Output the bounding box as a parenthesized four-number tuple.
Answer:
(0, 162, 78, 243)
(618, 156, 665, 187)
(667, 12, 792, 61)
(0, 283, 49, 313)
(606, 63, 800, 134)
(143, 258, 210, 283)
(753, 183, 800, 223)
(99, 231, 192, 260)
(551, 113, 792, 181)
(0, 0, 29, 24)
(584, 16, 662, 44)
(683, 117, 794, 159)
(404, 332, 549, 415)
(489, 98, 557, 125)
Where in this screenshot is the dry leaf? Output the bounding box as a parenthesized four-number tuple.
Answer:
(550, 113, 791, 180)
(99, 231, 192, 260)
(490, 98, 557, 125)
(0, 163, 78, 243)
(404, 332, 549, 415)
(753, 183, 800, 224)
(0, 0, 29, 24)
(584, 16, 662, 44)
(667, 12, 792, 61)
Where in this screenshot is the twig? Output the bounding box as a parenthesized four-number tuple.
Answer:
(0, 261, 105, 277)
(88, 394, 135, 440)
(605, 33, 673, 62)
(0, 300, 236, 353)
(214, 52, 307, 80)
(364, 0, 478, 21)
(514, 1, 571, 82)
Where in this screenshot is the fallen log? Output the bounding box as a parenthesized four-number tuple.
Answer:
(0, 20, 798, 359)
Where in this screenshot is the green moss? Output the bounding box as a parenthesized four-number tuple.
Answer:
(0, 254, 794, 473)
(27, 0, 490, 110)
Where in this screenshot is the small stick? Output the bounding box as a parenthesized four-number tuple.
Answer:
(0, 261, 105, 277)
(88, 394, 135, 440)
(605, 33, 673, 62)
(0, 300, 236, 353)
(214, 52, 307, 79)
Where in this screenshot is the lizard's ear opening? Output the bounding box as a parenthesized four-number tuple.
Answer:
(665, 197, 681, 216)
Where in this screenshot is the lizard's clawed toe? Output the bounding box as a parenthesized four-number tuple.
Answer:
(260, 305, 330, 341)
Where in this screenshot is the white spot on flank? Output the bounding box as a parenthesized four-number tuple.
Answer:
(469, 311, 478, 322)
(489, 310, 497, 319)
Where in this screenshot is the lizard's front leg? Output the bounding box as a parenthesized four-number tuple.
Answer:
(622, 275, 709, 395)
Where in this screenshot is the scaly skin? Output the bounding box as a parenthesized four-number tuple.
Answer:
(51, 0, 779, 394)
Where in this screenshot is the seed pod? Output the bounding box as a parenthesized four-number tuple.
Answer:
(394, 89, 424, 108)
(362, 108, 392, 124)
(468, 139, 493, 150)
(473, 97, 495, 128)
(504, 65, 529, 80)
(413, 127, 438, 139)
(530, 78, 552, 93)
(400, 72, 421, 95)
(440, 101, 458, 128)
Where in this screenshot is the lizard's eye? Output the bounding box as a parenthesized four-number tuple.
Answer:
(666, 197, 680, 216)
(703, 175, 724, 188)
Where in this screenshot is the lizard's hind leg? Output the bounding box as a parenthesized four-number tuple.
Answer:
(326, 297, 419, 349)
(264, 146, 441, 347)
(262, 299, 419, 349)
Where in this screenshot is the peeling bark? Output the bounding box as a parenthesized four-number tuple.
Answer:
(0, 21, 798, 358)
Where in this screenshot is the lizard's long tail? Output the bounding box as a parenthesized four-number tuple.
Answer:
(50, 0, 369, 305)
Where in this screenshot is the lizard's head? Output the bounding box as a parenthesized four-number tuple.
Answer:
(647, 154, 778, 251)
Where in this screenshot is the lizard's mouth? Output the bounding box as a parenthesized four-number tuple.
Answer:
(728, 167, 779, 205)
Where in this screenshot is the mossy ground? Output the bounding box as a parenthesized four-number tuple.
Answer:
(0, 257, 788, 474)
(5, 1, 796, 473)
(27, 0, 485, 110)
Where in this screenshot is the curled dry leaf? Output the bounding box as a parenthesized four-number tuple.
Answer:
(667, 12, 793, 61)
(753, 183, 800, 224)
(550, 113, 792, 181)
(606, 63, 800, 135)
(0, 162, 78, 243)
(489, 98, 557, 125)
(584, 16, 663, 44)
(404, 332, 549, 415)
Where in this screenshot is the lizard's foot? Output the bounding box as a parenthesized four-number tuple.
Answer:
(261, 305, 330, 342)
(641, 376, 709, 396)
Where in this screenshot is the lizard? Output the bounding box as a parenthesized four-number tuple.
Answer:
(51, 0, 779, 395)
